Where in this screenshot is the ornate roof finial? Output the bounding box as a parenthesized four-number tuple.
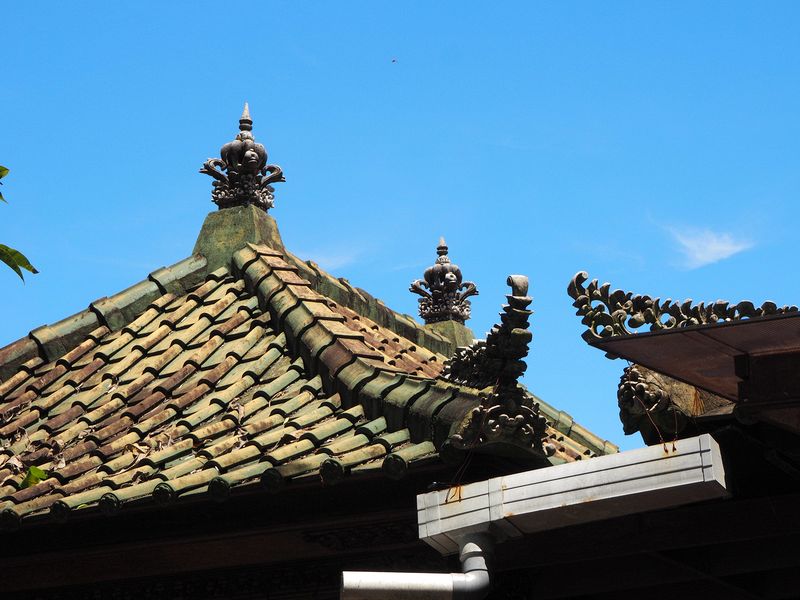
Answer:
(200, 103, 285, 212)
(409, 238, 478, 324)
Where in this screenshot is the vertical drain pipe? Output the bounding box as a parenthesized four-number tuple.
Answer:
(341, 533, 492, 600)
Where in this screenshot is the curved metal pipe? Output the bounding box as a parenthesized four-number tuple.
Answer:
(341, 534, 492, 600)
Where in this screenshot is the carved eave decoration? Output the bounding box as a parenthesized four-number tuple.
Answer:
(568, 271, 795, 444)
(568, 271, 798, 343)
(441, 275, 548, 463)
(410, 238, 478, 325)
(200, 103, 285, 212)
(617, 364, 733, 446)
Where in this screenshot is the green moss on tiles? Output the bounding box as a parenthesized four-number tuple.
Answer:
(406, 386, 458, 443)
(149, 255, 207, 296)
(424, 320, 475, 351)
(106, 280, 164, 324)
(193, 205, 285, 273)
(30, 309, 101, 362)
(0, 338, 39, 381)
(382, 378, 431, 432)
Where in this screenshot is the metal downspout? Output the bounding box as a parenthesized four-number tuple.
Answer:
(340, 533, 492, 600)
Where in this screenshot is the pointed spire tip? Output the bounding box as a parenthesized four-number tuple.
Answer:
(436, 236, 448, 257)
(239, 102, 253, 131)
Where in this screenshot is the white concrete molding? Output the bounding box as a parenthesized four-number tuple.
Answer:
(418, 434, 727, 555)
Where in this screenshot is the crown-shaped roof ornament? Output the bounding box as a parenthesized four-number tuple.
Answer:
(409, 237, 478, 324)
(200, 103, 285, 212)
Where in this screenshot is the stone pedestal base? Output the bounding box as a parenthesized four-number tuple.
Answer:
(425, 320, 475, 350)
(192, 205, 285, 273)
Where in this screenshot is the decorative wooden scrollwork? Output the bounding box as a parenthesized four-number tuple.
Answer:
(568, 271, 797, 342)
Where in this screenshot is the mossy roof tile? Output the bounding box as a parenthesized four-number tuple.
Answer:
(0, 243, 611, 528)
(0, 339, 40, 381)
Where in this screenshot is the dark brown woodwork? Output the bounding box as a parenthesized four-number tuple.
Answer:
(0, 466, 451, 594)
(737, 351, 800, 404)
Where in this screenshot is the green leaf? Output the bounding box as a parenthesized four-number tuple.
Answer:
(20, 466, 48, 489)
(0, 191, 4, 203)
(0, 244, 38, 280)
(0, 166, 8, 179)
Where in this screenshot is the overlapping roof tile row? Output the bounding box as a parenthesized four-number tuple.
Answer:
(0, 243, 613, 528)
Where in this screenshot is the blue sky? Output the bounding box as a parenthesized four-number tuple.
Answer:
(3, 3, 799, 450)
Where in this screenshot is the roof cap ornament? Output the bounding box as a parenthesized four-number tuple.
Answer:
(200, 103, 285, 212)
(443, 275, 548, 457)
(409, 238, 478, 324)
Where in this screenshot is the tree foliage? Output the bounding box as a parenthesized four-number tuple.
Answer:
(0, 166, 38, 281)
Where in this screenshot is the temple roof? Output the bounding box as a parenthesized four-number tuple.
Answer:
(0, 239, 614, 528)
(0, 113, 616, 529)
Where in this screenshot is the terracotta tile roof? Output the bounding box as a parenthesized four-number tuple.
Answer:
(0, 243, 613, 529)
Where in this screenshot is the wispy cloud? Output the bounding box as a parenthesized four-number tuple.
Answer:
(668, 227, 753, 269)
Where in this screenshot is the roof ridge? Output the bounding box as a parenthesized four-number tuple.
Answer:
(282, 250, 455, 357)
(244, 244, 620, 458)
(234, 244, 475, 446)
(0, 243, 611, 529)
(0, 255, 209, 382)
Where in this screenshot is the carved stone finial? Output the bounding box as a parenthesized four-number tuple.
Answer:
(444, 275, 548, 457)
(409, 239, 478, 324)
(200, 103, 285, 212)
(443, 274, 533, 389)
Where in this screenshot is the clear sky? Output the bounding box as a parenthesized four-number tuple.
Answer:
(3, 3, 799, 450)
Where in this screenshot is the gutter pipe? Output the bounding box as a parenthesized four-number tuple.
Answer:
(340, 533, 492, 600)
(341, 434, 728, 599)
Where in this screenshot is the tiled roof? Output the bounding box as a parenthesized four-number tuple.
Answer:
(0, 243, 614, 529)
